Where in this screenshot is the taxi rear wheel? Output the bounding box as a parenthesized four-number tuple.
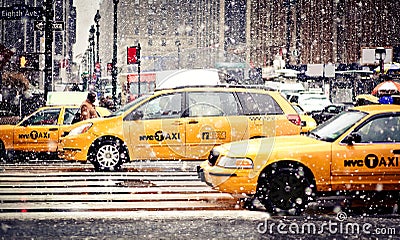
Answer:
(0, 141, 6, 162)
(90, 139, 124, 171)
(256, 166, 314, 215)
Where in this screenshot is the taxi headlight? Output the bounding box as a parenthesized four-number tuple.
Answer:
(217, 156, 253, 169)
(68, 123, 93, 136)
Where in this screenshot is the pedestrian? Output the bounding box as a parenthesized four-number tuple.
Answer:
(99, 96, 107, 107)
(100, 95, 114, 110)
(80, 92, 99, 120)
(106, 95, 115, 110)
(71, 83, 81, 91)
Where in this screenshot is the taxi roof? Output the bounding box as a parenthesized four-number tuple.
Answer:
(352, 104, 400, 114)
(46, 91, 100, 106)
(154, 84, 273, 93)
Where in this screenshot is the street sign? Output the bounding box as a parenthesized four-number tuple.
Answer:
(34, 21, 44, 31)
(0, 4, 43, 20)
(60, 59, 69, 68)
(52, 21, 64, 31)
(34, 21, 64, 32)
(127, 46, 140, 64)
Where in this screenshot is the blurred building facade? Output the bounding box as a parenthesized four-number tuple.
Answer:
(98, 0, 227, 74)
(96, 0, 400, 76)
(250, 0, 400, 68)
(0, 0, 76, 88)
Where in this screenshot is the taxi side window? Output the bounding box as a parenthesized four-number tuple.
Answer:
(237, 92, 283, 115)
(21, 108, 61, 126)
(136, 93, 182, 120)
(188, 92, 237, 117)
(357, 115, 400, 143)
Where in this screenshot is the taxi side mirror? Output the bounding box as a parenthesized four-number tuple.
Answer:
(124, 110, 144, 121)
(344, 132, 361, 145)
(133, 110, 144, 120)
(20, 121, 29, 127)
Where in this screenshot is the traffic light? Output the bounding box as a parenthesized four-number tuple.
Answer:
(127, 44, 141, 65)
(18, 53, 40, 70)
(20, 55, 27, 68)
(107, 63, 113, 75)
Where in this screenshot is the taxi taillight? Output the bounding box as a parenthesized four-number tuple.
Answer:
(287, 114, 301, 126)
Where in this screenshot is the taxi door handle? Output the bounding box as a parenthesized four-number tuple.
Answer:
(393, 149, 400, 154)
(188, 120, 199, 124)
(49, 128, 58, 131)
(172, 121, 183, 126)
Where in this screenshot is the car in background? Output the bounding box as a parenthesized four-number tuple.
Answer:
(291, 103, 317, 133)
(0, 105, 110, 161)
(103, 85, 122, 99)
(311, 104, 352, 125)
(263, 81, 305, 100)
(59, 85, 302, 171)
(288, 91, 332, 114)
(198, 104, 400, 215)
(354, 94, 379, 106)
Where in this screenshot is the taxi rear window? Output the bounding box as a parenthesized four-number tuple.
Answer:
(237, 92, 283, 115)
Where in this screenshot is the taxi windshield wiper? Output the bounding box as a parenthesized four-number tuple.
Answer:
(308, 131, 322, 140)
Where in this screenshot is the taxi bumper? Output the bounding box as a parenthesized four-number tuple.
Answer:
(58, 136, 92, 162)
(197, 160, 257, 196)
(58, 147, 88, 162)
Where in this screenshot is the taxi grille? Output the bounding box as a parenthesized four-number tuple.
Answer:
(207, 149, 220, 166)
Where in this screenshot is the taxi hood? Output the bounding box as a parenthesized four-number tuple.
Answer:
(75, 114, 122, 125)
(214, 135, 322, 158)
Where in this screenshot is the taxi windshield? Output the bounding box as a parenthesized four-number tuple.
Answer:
(308, 110, 367, 142)
(106, 94, 149, 117)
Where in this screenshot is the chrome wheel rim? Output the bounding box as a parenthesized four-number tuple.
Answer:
(96, 144, 120, 168)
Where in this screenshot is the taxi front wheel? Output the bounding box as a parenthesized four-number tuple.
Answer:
(256, 166, 315, 215)
(90, 138, 124, 171)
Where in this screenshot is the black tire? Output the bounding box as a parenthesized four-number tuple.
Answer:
(90, 139, 125, 171)
(256, 165, 315, 215)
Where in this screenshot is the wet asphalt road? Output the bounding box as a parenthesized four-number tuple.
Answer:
(0, 160, 400, 239)
(1, 211, 400, 239)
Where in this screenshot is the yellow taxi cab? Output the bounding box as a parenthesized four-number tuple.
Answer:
(291, 103, 317, 133)
(0, 105, 110, 161)
(59, 86, 302, 171)
(198, 104, 400, 214)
